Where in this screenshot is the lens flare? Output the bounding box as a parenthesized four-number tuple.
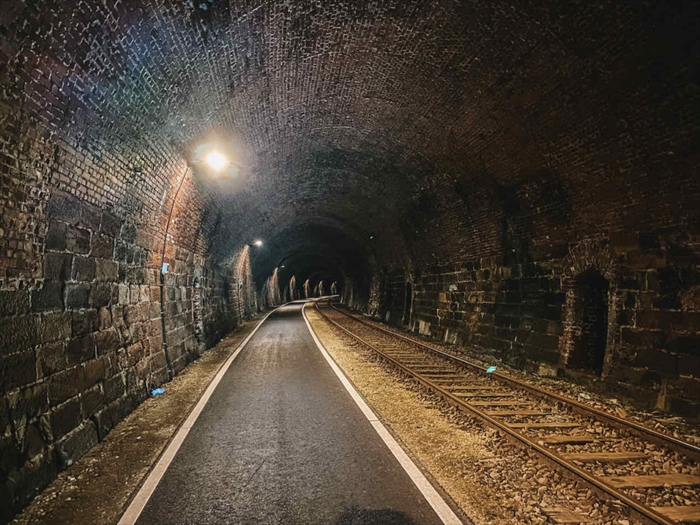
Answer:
(206, 151, 227, 170)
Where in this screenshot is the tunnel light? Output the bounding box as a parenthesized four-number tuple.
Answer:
(205, 151, 227, 170)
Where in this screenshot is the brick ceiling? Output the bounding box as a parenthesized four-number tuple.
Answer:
(2, 0, 697, 290)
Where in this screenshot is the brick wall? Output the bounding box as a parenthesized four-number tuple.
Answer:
(0, 0, 698, 519)
(378, 207, 699, 417)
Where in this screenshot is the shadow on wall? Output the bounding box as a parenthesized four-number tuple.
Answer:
(334, 507, 417, 525)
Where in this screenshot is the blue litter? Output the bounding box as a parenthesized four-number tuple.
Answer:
(151, 388, 165, 396)
(486, 366, 497, 374)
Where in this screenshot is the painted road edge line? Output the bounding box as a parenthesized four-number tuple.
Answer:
(302, 302, 463, 525)
(117, 308, 277, 525)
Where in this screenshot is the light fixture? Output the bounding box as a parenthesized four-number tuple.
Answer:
(248, 240, 263, 247)
(205, 151, 228, 171)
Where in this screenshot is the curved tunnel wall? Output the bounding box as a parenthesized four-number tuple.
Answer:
(0, 0, 698, 521)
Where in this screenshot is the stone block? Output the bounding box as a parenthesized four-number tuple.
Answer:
(97, 307, 112, 330)
(0, 315, 39, 354)
(38, 311, 71, 344)
(94, 395, 133, 440)
(126, 342, 145, 367)
(48, 367, 81, 406)
(677, 354, 700, 378)
(633, 347, 677, 374)
(0, 351, 36, 391)
(124, 304, 146, 326)
(66, 335, 95, 365)
(90, 234, 114, 260)
(94, 328, 121, 355)
(118, 284, 129, 305)
(129, 285, 140, 304)
(89, 283, 112, 309)
(120, 223, 137, 244)
(0, 290, 30, 317)
(45, 220, 67, 251)
(7, 383, 49, 427)
(47, 190, 81, 225)
(621, 327, 666, 348)
(50, 398, 82, 439)
(56, 421, 98, 468)
(79, 203, 102, 231)
(66, 226, 90, 255)
(36, 343, 66, 378)
(103, 375, 125, 403)
(101, 212, 121, 237)
(95, 259, 118, 282)
(80, 385, 105, 418)
(23, 421, 49, 459)
(31, 282, 63, 312)
(65, 283, 91, 309)
(82, 358, 106, 388)
(72, 256, 96, 282)
(71, 309, 98, 337)
(148, 335, 163, 354)
(666, 334, 700, 355)
(44, 253, 72, 281)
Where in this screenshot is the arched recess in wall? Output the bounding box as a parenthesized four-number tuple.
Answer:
(559, 240, 618, 378)
(232, 245, 256, 322)
(566, 270, 610, 374)
(289, 276, 297, 301)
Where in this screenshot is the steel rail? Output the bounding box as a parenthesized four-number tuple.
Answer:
(315, 300, 682, 525)
(328, 302, 700, 463)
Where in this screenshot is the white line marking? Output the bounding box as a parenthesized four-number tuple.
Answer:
(117, 308, 278, 525)
(302, 302, 463, 525)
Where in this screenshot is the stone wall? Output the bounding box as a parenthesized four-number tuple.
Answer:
(0, 180, 247, 521)
(380, 225, 700, 418)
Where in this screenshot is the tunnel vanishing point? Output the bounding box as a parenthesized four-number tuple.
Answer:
(0, 0, 698, 522)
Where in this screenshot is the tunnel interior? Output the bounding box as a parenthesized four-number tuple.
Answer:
(0, 0, 698, 521)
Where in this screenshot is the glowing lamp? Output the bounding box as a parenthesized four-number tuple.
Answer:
(206, 151, 227, 171)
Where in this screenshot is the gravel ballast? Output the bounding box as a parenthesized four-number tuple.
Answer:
(307, 304, 650, 525)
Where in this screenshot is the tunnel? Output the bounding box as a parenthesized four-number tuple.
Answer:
(0, 1, 698, 524)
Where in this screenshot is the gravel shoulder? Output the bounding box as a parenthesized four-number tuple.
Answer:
(11, 313, 267, 525)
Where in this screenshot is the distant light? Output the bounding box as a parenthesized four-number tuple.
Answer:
(369, 235, 374, 240)
(253, 240, 263, 247)
(280, 265, 285, 268)
(206, 151, 227, 170)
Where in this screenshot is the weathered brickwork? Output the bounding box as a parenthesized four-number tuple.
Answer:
(380, 225, 700, 417)
(0, 0, 698, 520)
(0, 4, 253, 520)
(0, 181, 246, 520)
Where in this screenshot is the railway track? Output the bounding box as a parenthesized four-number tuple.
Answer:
(314, 299, 700, 525)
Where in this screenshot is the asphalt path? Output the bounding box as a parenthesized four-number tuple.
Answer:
(135, 302, 446, 525)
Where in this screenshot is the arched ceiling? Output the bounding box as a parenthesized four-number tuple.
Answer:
(3, 0, 697, 293)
